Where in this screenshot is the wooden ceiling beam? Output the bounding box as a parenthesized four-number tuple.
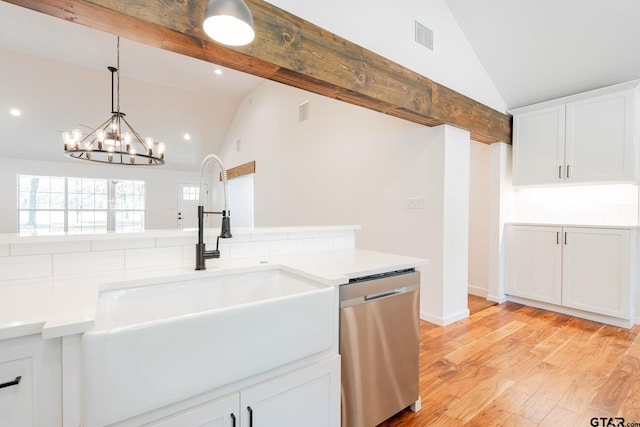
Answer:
(4, 0, 511, 144)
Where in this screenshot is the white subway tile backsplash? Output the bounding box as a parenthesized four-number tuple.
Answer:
(156, 236, 195, 248)
(270, 239, 304, 256)
(304, 238, 334, 252)
(11, 240, 90, 256)
(228, 241, 270, 259)
(91, 238, 155, 251)
(125, 247, 183, 269)
(513, 184, 639, 226)
(0, 227, 360, 281)
(318, 230, 349, 238)
(0, 255, 51, 280)
(53, 251, 124, 276)
(251, 232, 288, 242)
(288, 231, 319, 240)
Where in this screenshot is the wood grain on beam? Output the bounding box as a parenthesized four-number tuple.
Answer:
(225, 161, 256, 180)
(4, 0, 511, 143)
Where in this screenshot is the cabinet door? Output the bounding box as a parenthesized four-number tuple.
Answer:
(0, 335, 61, 427)
(506, 225, 562, 304)
(146, 393, 239, 427)
(0, 357, 32, 427)
(565, 90, 636, 183)
(240, 356, 340, 427)
(562, 228, 631, 319)
(512, 105, 565, 186)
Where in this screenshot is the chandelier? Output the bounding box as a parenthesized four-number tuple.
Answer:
(62, 36, 165, 166)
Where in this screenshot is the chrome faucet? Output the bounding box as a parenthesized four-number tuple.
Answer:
(195, 154, 232, 270)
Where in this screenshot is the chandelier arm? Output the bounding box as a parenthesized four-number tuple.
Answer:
(78, 116, 114, 146)
(119, 116, 148, 147)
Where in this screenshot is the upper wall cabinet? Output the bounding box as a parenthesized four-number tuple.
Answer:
(511, 81, 639, 186)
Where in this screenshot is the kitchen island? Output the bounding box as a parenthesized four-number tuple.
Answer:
(0, 226, 427, 426)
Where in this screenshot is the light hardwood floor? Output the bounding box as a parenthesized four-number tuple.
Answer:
(378, 295, 640, 426)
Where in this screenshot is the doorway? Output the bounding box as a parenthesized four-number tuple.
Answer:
(177, 183, 202, 229)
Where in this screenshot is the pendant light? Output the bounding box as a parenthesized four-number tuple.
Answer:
(62, 36, 165, 166)
(202, 0, 255, 46)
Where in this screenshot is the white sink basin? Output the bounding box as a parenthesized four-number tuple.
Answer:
(82, 266, 337, 426)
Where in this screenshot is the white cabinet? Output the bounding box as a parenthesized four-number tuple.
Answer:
(562, 227, 631, 318)
(146, 356, 340, 427)
(512, 105, 565, 186)
(147, 393, 238, 427)
(0, 335, 62, 427)
(511, 81, 639, 186)
(506, 225, 634, 323)
(239, 356, 340, 427)
(506, 225, 562, 304)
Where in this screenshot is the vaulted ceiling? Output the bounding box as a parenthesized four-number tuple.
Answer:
(2, 0, 639, 171)
(445, 0, 640, 109)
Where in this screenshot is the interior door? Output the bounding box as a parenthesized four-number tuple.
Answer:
(176, 183, 201, 229)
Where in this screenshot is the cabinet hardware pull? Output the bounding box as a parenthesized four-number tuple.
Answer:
(0, 376, 21, 389)
(247, 406, 253, 427)
(559, 165, 562, 179)
(556, 232, 559, 244)
(567, 165, 570, 178)
(230, 413, 236, 427)
(564, 232, 568, 245)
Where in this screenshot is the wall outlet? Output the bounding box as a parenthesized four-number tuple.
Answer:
(406, 196, 426, 209)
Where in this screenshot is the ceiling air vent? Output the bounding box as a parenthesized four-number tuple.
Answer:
(414, 21, 434, 51)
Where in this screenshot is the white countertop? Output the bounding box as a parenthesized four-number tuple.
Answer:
(0, 248, 428, 341)
(505, 222, 638, 229)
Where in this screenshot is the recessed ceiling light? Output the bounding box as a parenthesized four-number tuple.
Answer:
(183, 133, 191, 141)
(9, 108, 21, 117)
(214, 68, 223, 76)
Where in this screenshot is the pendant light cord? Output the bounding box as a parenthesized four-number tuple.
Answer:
(116, 36, 120, 113)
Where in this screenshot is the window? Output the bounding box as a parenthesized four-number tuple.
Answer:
(182, 185, 200, 201)
(18, 174, 145, 235)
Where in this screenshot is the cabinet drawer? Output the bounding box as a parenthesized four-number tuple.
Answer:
(0, 357, 32, 427)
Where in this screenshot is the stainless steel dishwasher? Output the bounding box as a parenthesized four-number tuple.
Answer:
(340, 269, 420, 427)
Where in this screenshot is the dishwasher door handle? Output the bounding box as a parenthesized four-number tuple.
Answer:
(365, 287, 406, 302)
(341, 284, 419, 308)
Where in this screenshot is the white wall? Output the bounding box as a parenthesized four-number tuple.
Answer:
(267, 0, 506, 113)
(219, 80, 476, 323)
(219, 80, 434, 253)
(0, 158, 199, 233)
(468, 142, 491, 296)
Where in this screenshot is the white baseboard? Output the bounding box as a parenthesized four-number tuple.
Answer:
(487, 293, 508, 304)
(467, 285, 488, 298)
(420, 308, 470, 326)
(507, 295, 633, 329)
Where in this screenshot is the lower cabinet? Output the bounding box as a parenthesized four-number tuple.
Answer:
(147, 356, 340, 427)
(0, 334, 62, 427)
(506, 225, 634, 322)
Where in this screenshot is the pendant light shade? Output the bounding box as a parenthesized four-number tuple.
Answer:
(203, 0, 255, 46)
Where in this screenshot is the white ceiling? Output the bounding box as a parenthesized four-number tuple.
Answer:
(444, 0, 640, 110)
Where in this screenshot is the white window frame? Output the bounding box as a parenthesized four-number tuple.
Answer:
(18, 174, 146, 235)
